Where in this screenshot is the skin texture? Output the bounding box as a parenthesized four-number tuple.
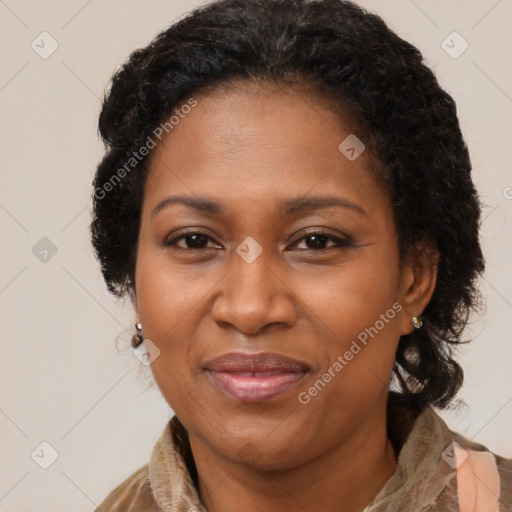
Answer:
(133, 85, 438, 512)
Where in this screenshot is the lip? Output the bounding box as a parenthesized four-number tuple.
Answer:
(203, 352, 310, 402)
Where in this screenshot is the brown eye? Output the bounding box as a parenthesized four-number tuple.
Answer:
(291, 232, 352, 251)
(164, 232, 216, 250)
(302, 234, 331, 250)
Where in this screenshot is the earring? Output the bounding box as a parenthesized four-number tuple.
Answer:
(131, 322, 144, 348)
(411, 316, 423, 329)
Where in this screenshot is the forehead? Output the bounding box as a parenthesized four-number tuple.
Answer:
(143, 85, 386, 217)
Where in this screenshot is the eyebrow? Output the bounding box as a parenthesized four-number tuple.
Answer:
(150, 194, 367, 219)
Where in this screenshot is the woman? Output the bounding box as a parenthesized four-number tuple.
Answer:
(90, 0, 511, 510)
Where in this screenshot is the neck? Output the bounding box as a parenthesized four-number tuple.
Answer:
(189, 398, 397, 512)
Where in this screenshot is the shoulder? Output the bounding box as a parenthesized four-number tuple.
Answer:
(386, 399, 512, 510)
(451, 431, 512, 511)
(452, 429, 512, 474)
(494, 453, 512, 508)
(94, 463, 162, 512)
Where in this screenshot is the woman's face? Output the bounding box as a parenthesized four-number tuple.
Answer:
(134, 85, 421, 470)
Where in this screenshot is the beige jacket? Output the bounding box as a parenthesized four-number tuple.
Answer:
(95, 398, 512, 511)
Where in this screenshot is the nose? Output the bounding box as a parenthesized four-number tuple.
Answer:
(211, 246, 298, 335)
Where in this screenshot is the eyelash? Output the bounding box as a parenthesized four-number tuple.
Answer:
(162, 230, 353, 252)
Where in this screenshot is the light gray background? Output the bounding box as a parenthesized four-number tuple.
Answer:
(1, 1, 511, 510)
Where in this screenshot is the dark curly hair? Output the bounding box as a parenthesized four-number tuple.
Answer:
(90, 0, 485, 409)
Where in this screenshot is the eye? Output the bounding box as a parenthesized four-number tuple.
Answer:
(163, 232, 220, 250)
(162, 230, 353, 252)
(290, 231, 353, 251)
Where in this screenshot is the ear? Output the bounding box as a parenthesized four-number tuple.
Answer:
(128, 286, 138, 315)
(397, 242, 439, 336)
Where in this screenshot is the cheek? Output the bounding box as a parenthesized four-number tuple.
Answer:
(134, 252, 194, 377)
(135, 241, 217, 331)
(297, 248, 401, 339)
(134, 246, 228, 408)
(293, 247, 402, 397)
(293, 267, 401, 437)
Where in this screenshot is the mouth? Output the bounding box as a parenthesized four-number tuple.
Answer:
(203, 352, 310, 403)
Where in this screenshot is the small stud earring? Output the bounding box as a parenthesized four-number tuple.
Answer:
(411, 316, 423, 329)
(131, 322, 144, 348)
